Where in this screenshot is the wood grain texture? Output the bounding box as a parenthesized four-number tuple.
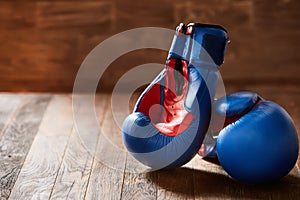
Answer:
(36, 1, 113, 29)
(121, 154, 157, 200)
(0, 95, 50, 199)
(146, 148, 196, 200)
(49, 95, 108, 200)
(155, 166, 194, 200)
(0, 94, 23, 140)
(0, 2, 36, 29)
(85, 94, 127, 199)
(8, 95, 73, 200)
(49, 128, 92, 200)
(85, 139, 126, 198)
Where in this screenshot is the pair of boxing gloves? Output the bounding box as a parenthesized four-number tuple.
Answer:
(122, 23, 299, 183)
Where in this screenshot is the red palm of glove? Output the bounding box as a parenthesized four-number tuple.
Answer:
(137, 58, 194, 136)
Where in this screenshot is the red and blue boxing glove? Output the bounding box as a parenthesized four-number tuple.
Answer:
(122, 23, 229, 170)
(201, 91, 299, 183)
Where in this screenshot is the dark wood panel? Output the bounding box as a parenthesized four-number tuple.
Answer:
(0, 0, 299, 92)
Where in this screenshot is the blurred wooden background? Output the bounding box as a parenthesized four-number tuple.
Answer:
(0, 0, 299, 92)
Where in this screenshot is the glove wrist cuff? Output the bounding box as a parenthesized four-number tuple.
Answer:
(168, 23, 229, 68)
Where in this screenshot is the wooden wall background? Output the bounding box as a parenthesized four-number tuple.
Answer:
(0, 0, 299, 92)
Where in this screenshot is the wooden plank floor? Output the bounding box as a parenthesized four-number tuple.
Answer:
(0, 88, 300, 199)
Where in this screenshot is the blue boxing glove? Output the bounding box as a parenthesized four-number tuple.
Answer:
(214, 91, 299, 183)
(122, 23, 229, 170)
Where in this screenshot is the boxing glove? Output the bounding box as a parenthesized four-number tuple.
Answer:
(212, 91, 299, 182)
(122, 23, 229, 170)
